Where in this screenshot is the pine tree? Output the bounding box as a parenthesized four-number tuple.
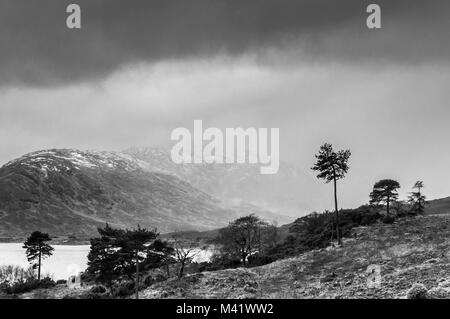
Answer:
(311, 143, 351, 245)
(23, 231, 54, 281)
(369, 179, 401, 217)
(86, 225, 122, 294)
(86, 224, 160, 299)
(119, 225, 158, 299)
(408, 181, 427, 214)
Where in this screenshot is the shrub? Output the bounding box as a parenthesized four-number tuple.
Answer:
(80, 291, 111, 299)
(91, 285, 107, 294)
(155, 274, 166, 282)
(428, 287, 450, 299)
(0, 265, 54, 295)
(0, 265, 35, 286)
(247, 254, 276, 267)
(4, 277, 56, 295)
(113, 281, 135, 298)
(78, 285, 110, 299)
(261, 205, 385, 262)
(382, 215, 395, 224)
(143, 276, 154, 287)
(198, 254, 242, 272)
(407, 284, 429, 299)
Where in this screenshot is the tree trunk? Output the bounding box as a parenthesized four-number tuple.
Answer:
(178, 262, 185, 279)
(135, 251, 139, 299)
(386, 194, 390, 217)
(333, 175, 341, 245)
(109, 285, 114, 296)
(418, 187, 422, 212)
(165, 263, 170, 278)
(38, 247, 42, 281)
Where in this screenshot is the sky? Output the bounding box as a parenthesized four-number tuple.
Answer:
(1, 0, 450, 212)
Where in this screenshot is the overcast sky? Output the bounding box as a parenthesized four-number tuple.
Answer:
(1, 0, 450, 212)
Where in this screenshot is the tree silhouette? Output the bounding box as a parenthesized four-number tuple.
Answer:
(118, 225, 158, 299)
(23, 231, 54, 281)
(218, 214, 270, 265)
(408, 181, 427, 214)
(370, 179, 401, 217)
(87, 224, 162, 298)
(87, 232, 120, 294)
(311, 143, 351, 245)
(146, 239, 175, 278)
(172, 239, 198, 279)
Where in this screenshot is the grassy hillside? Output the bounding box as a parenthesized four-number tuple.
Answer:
(426, 197, 450, 215)
(141, 215, 450, 299)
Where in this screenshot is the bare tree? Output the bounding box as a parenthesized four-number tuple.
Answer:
(173, 239, 199, 279)
(217, 214, 270, 266)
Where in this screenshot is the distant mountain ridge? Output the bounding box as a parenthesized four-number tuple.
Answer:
(426, 196, 450, 215)
(0, 148, 291, 238)
(124, 146, 320, 215)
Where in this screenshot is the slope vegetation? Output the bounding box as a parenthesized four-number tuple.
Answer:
(142, 215, 450, 299)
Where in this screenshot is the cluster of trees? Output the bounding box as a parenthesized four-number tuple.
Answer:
(206, 143, 429, 267)
(85, 225, 174, 298)
(12, 226, 200, 298)
(369, 179, 426, 217)
(311, 143, 427, 246)
(85, 224, 207, 298)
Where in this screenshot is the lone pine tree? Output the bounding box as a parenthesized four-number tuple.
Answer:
(408, 181, 427, 214)
(311, 143, 351, 245)
(23, 231, 54, 281)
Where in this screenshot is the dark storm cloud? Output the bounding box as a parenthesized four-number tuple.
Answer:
(0, 0, 449, 86)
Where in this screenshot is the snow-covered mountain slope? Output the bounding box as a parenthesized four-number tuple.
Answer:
(0, 149, 290, 238)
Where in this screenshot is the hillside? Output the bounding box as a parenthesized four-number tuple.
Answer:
(141, 215, 450, 299)
(426, 197, 450, 215)
(0, 149, 289, 238)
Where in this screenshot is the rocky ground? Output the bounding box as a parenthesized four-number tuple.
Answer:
(141, 215, 450, 299)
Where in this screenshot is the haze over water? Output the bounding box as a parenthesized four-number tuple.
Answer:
(0, 243, 89, 280)
(0, 243, 214, 280)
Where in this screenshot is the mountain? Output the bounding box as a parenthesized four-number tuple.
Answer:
(426, 196, 450, 215)
(0, 149, 290, 238)
(124, 147, 322, 216)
